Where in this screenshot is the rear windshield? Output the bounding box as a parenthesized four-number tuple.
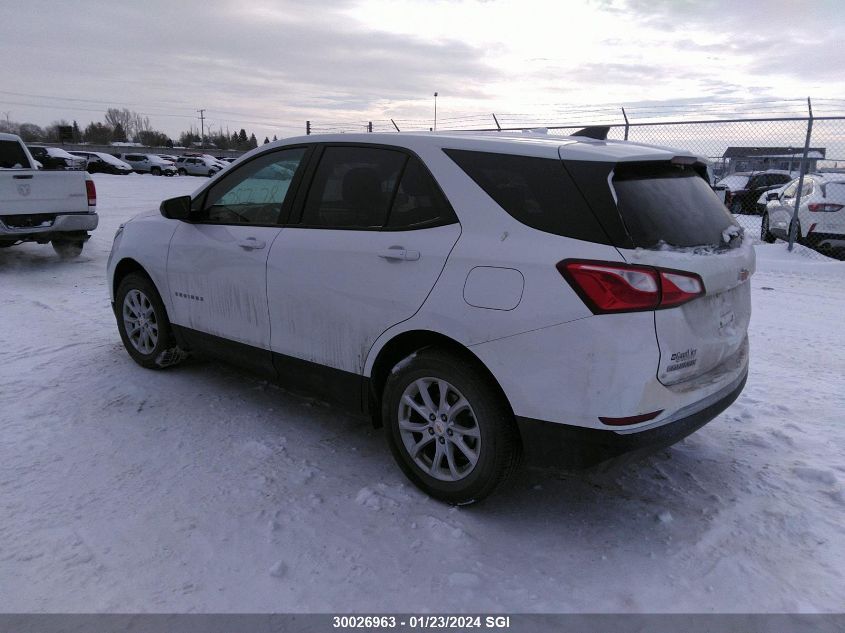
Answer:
(0, 140, 30, 169)
(716, 174, 749, 190)
(824, 182, 845, 202)
(613, 165, 738, 249)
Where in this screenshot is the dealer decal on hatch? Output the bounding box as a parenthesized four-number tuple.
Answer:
(667, 348, 697, 372)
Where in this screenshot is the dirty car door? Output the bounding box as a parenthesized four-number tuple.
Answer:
(166, 147, 309, 370)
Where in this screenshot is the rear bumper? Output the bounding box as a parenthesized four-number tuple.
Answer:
(0, 212, 98, 239)
(516, 372, 748, 468)
(517, 369, 747, 468)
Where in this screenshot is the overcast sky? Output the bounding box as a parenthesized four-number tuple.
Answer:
(1, 0, 843, 141)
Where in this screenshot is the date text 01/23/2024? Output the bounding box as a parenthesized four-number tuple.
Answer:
(332, 615, 512, 629)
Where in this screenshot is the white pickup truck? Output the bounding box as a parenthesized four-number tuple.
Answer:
(0, 132, 98, 258)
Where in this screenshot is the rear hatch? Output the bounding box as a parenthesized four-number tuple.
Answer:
(563, 157, 754, 387)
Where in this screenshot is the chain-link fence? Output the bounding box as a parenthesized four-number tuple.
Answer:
(307, 101, 845, 261)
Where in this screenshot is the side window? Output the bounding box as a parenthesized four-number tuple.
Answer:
(195, 147, 307, 225)
(386, 157, 456, 229)
(300, 146, 406, 229)
(445, 148, 608, 243)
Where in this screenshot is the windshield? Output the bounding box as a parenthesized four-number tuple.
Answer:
(614, 166, 739, 249)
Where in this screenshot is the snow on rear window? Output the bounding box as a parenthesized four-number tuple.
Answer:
(614, 166, 739, 249)
(825, 182, 845, 202)
(716, 175, 749, 190)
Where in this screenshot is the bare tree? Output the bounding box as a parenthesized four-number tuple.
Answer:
(105, 108, 133, 137)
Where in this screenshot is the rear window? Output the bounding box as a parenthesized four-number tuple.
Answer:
(716, 174, 749, 190)
(0, 140, 30, 168)
(824, 182, 845, 202)
(613, 165, 738, 249)
(444, 149, 610, 244)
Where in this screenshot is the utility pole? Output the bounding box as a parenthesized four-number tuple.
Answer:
(197, 109, 206, 148)
(433, 92, 438, 132)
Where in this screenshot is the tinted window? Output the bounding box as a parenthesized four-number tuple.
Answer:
(445, 149, 610, 243)
(613, 164, 738, 249)
(0, 140, 31, 168)
(386, 157, 456, 229)
(301, 146, 406, 228)
(196, 147, 307, 225)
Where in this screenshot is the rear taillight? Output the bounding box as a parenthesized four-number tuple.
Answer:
(86, 179, 96, 206)
(557, 260, 705, 314)
(808, 203, 843, 212)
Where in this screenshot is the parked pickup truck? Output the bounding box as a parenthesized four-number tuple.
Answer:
(0, 133, 98, 258)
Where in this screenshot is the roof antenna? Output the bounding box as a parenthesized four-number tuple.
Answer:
(572, 126, 610, 140)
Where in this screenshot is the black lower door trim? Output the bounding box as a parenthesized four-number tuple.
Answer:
(171, 325, 366, 414)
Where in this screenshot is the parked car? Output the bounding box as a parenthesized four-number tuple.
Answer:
(1, 133, 98, 257)
(761, 175, 845, 253)
(156, 154, 179, 163)
(108, 132, 752, 504)
(116, 153, 177, 176)
(715, 170, 793, 215)
(175, 155, 222, 177)
(26, 145, 86, 171)
(69, 151, 133, 175)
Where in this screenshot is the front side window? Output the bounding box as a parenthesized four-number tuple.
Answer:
(195, 147, 307, 225)
(300, 146, 406, 228)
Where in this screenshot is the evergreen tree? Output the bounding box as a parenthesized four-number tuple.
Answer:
(72, 120, 81, 143)
(272, 135, 278, 142)
(238, 129, 248, 144)
(263, 136, 270, 144)
(249, 133, 258, 149)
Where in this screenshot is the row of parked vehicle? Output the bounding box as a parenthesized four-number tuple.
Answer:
(713, 168, 845, 255)
(24, 145, 237, 177)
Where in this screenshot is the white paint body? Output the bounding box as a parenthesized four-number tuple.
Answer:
(108, 132, 753, 435)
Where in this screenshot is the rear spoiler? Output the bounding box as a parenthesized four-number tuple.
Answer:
(571, 126, 610, 140)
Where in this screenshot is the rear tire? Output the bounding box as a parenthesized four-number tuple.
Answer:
(730, 199, 744, 214)
(52, 239, 84, 259)
(382, 349, 521, 505)
(178, 168, 187, 176)
(761, 213, 776, 243)
(115, 272, 186, 370)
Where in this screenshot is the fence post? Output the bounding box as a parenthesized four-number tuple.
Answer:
(492, 113, 502, 132)
(788, 98, 814, 251)
(622, 107, 630, 140)
(367, 121, 373, 133)
(306, 120, 311, 135)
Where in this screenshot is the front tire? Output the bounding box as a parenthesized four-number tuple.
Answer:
(115, 272, 186, 369)
(178, 168, 187, 176)
(382, 349, 520, 505)
(730, 198, 744, 214)
(150, 166, 161, 176)
(52, 239, 84, 259)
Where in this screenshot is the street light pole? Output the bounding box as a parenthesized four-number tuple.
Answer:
(434, 92, 438, 132)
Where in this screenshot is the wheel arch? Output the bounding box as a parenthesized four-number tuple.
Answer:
(367, 329, 512, 429)
(112, 257, 156, 300)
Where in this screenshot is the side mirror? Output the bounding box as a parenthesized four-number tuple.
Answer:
(160, 195, 192, 220)
(766, 191, 780, 201)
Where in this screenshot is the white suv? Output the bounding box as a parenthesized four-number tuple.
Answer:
(175, 155, 223, 177)
(117, 153, 177, 176)
(107, 132, 753, 503)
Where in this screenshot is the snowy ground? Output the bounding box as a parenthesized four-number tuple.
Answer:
(1, 174, 844, 613)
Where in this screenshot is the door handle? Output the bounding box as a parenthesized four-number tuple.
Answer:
(378, 247, 420, 261)
(237, 237, 266, 250)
